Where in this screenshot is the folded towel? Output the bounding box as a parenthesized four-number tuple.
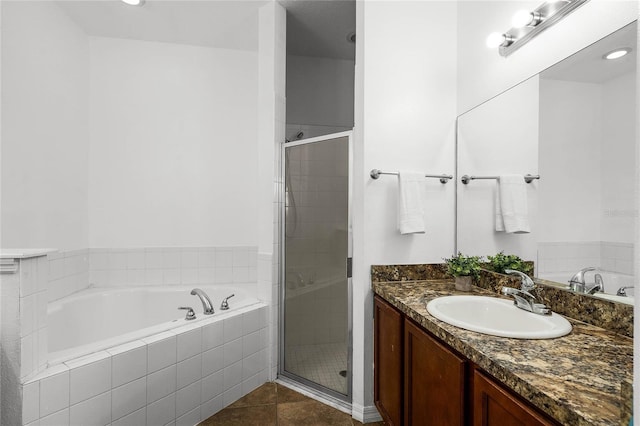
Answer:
(495, 175, 530, 234)
(398, 171, 425, 235)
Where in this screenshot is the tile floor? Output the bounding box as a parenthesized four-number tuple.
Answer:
(285, 343, 348, 394)
(199, 382, 385, 426)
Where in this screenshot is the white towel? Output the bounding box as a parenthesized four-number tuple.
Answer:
(397, 171, 425, 235)
(495, 175, 530, 234)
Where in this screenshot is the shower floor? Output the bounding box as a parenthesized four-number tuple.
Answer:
(285, 342, 348, 395)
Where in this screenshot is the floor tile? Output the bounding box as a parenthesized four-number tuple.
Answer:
(199, 381, 386, 426)
(200, 404, 277, 425)
(227, 382, 276, 408)
(275, 383, 311, 404)
(277, 399, 353, 426)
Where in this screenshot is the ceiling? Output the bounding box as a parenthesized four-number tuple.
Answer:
(282, 0, 355, 60)
(541, 21, 637, 83)
(56, 0, 355, 60)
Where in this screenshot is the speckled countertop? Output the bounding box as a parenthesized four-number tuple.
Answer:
(373, 279, 633, 426)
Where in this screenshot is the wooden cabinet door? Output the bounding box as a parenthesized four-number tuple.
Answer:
(374, 296, 404, 426)
(473, 369, 557, 426)
(404, 319, 466, 426)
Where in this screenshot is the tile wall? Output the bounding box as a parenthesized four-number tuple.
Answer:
(1, 254, 49, 426)
(47, 247, 258, 303)
(21, 305, 269, 426)
(537, 241, 635, 275)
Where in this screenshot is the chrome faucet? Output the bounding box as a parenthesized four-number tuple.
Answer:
(501, 287, 551, 315)
(220, 294, 235, 310)
(617, 286, 634, 297)
(190, 288, 214, 315)
(585, 273, 605, 295)
(504, 269, 535, 292)
(502, 270, 550, 315)
(568, 267, 596, 293)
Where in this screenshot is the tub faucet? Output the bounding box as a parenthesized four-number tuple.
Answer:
(191, 288, 214, 315)
(585, 273, 605, 295)
(568, 267, 596, 293)
(617, 286, 634, 297)
(504, 269, 535, 292)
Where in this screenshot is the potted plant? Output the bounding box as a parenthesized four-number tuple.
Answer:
(443, 252, 482, 291)
(486, 252, 533, 276)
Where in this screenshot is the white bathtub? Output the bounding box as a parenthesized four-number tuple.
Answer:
(23, 284, 269, 426)
(48, 285, 256, 364)
(537, 271, 634, 305)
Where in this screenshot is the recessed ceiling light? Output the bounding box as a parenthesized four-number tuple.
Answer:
(603, 48, 631, 60)
(121, 0, 145, 6)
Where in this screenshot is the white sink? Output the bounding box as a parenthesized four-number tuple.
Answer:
(426, 295, 572, 339)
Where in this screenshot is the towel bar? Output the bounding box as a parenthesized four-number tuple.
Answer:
(461, 174, 540, 185)
(370, 169, 453, 184)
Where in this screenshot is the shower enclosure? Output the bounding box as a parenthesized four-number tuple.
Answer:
(280, 131, 352, 403)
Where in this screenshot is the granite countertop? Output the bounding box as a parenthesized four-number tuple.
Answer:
(373, 279, 633, 426)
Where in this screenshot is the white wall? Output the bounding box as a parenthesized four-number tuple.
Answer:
(286, 54, 354, 138)
(352, 1, 458, 420)
(88, 37, 259, 248)
(538, 79, 602, 243)
(457, 76, 539, 261)
(601, 72, 637, 244)
(1, 1, 89, 251)
(457, 0, 638, 114)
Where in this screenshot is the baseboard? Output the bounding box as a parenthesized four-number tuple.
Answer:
(351, 403, 382, 423)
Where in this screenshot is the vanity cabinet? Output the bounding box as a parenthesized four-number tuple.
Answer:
(404, 318, 466, 426)
(473, 369, 556, 426)
(374, 296, 403, 426)
(374, 295, 559, 426)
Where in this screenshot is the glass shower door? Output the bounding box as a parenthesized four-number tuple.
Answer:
(281, 132, 351, 400)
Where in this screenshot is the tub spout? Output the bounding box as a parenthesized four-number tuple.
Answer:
(191, 288, 214, 315)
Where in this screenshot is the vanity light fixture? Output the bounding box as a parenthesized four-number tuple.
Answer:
(488, 0, 589, 57)
(121, 0, 145, 6)
(511, 10, 544, 28)
(486, 32, 515, 49)
(603, 48, 631, 60)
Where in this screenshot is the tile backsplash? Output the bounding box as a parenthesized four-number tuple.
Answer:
(47, 247, 258, 302)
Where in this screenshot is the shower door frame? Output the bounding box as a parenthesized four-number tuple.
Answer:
(278, 130, 353, 406)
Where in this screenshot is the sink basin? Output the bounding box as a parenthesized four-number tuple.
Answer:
(426, 295, 572, 339)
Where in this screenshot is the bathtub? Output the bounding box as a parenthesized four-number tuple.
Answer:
(537, 271, 634, 305)
(48, 285, 256, 365)
(22, 285, 269, 426)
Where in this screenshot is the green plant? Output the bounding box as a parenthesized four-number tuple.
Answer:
(443, 252, 483, 278)
(486, 251, 533, 275)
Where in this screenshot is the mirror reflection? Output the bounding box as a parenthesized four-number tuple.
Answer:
(457, 21, 637, 306)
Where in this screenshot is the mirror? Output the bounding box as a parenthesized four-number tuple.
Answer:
(456, 21, 637, 306)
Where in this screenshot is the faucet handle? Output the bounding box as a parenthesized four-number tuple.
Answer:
(221, 294, 235, 310)
(179, 306, 196, 320)
(504, 269, 535, 292)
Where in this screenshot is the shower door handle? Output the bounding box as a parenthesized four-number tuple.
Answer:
(346, 257, 352, 278)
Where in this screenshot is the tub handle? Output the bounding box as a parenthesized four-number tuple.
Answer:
(179, 306, 196, 320)
(220, 294, 235, 310)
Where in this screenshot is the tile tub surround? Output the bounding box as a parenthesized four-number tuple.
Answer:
(47, 246, 259, 303)
(372, 263, 633, 337)
(1, 253, 50, 426)
(20, 304, 269, 426)
(372, 279, 633, 426)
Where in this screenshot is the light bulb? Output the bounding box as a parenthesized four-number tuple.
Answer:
(603, 48, 631, 60)
(121, 0, 145, 6)
(486, 32, 506, 48)
(512, 10, 533, 28)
